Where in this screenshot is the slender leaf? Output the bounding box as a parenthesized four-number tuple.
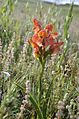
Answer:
(64, 2, 74, 40)
(43, 80, 53, 119)
(29, 93, 44, 119)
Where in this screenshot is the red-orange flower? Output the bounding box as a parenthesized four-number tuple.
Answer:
(33, 18, 42, 33)
(29, 19, 63, 59)
(29, 39, 39, 49)
(50, 42, 64, 53)
(45, 34, 54, 47)
(33, 18, 41, 27)
(32, 34, 43, 46)
(29, 39, 40, 58)
(45, 24, 53, 32)
(38, 29, 48, 39)
(52, 32, 58, 39)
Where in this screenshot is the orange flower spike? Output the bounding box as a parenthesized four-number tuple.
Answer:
(29, 19, 64, 59)
(45, 24, 53, 32)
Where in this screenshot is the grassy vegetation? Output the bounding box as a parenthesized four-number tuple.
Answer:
(0, 0, 79, 119)
(13, 1, 79, 19)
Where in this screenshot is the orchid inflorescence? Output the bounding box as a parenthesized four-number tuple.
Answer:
(29, 18, 63, 63)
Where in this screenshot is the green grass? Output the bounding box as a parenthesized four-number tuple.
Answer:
(13, 1, 79, 19)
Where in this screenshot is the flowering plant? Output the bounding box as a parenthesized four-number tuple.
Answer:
(29, 18, 63, 64)
(28, 19, 64, 119)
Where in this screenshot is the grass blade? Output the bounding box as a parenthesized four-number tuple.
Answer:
(29, 93, 44, 119)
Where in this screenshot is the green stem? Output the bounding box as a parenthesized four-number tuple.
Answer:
(38, 60, 45, 106)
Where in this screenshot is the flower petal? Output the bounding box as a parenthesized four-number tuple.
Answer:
(45, 24, 53, 32)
